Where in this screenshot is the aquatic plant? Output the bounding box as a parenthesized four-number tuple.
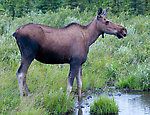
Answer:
(90, 96, 118, 115)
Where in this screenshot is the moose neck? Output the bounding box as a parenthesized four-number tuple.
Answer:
(85, 17, 102, 46)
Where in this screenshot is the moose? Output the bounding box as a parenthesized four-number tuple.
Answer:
(13, 8, 127, 102)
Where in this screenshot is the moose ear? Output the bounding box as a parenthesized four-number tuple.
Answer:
(106, 8, 109, 13)
(98, 8, 103, 15)
(103, 8, 109, 16)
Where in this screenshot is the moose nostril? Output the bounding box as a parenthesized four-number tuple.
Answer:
(124, 33, 127, 37)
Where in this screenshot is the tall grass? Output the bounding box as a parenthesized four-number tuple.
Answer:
(0, 7, 149, 114)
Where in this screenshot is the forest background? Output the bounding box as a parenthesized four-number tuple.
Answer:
(0, 0, 149, 18)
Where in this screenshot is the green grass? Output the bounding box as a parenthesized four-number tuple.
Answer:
(0, 7, 149, 114)
(90, 96, 119, 115)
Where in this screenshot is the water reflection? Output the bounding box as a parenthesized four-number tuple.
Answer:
(73, 91, 150, 115)
(73, 94, 99, 115)
(78, 108, 83, 115)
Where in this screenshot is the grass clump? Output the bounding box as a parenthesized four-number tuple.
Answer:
(90, 96, 118, 115)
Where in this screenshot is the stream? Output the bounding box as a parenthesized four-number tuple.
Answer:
(72, 88, 150, 115)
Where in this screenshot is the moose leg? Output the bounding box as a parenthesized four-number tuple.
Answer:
(67, 65, 76, 95)
(76, 65, 82, 102)
(67, 64, 80, 94)
(16, 69, 24, 97)
(15, 36, 38, 97)
(16, 58, 33, 97)
(67, 63, 82, 102)
(23, 74, 30, 95)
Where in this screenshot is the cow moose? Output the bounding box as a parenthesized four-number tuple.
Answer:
(13, 8, 127, 102)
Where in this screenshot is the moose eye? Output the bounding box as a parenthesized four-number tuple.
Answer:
(105, 21, 109, 25)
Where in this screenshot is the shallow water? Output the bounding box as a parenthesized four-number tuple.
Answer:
(72, 90, 150, 115)
(114, 92, 150, 115)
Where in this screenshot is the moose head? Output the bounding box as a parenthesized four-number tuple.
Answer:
(96, 8, 127, 39)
